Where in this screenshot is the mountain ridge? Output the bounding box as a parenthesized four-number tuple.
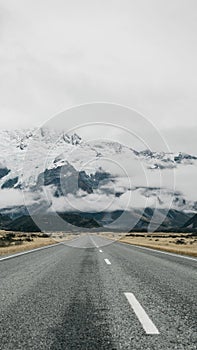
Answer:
(0, 128, 196, 232)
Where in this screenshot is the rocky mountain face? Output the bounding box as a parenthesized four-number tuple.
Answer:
(0, 128, 196, 232)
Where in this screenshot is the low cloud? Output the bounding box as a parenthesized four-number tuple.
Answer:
(0, 189, 25, 209)
(0, 188, 38, 209)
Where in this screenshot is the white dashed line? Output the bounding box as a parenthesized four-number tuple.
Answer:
(124, 292, 159, 335)
(99, 249, 103, 253)
(89, 235, 99, 248)
(104, 258, 111, 265)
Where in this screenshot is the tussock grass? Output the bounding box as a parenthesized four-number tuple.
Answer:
(119, 233, 197, 257)
(0, 231, 76, 255)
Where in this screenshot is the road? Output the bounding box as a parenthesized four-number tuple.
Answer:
(0, 234, 196, 350)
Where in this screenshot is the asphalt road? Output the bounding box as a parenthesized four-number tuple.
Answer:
(0, 234, 196, 350)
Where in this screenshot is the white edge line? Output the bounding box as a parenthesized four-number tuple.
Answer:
(117, 241, 197, 262)
(124, 292, 159, 335)
(0, 242, 64, 262)
(104, 258, 111, 265)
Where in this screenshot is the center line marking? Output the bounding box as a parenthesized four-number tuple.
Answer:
(99, 249, 103, 253)
(89, 235, 99, 248)
(124, 293, 159, 335)
(104, 258, 111, 265)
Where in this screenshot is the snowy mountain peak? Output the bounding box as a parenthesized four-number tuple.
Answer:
(0, 128, 196, 219)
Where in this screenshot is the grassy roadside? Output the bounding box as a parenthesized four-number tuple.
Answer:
(0, 231, 76, 256)
(1, 231, 196, 257)
(119, 233, 197, 257)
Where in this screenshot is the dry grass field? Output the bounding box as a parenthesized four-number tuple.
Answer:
(0, 231, 76, 255)
(119, 232, 197, 257)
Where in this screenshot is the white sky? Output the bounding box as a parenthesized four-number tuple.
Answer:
(0, 0, 196, 152)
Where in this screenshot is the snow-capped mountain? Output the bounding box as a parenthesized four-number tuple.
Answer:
(0, 128, 196, 232)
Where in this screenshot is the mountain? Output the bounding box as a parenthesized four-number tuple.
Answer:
(0, 128, 196, 232)
(0, 212, 101, 232)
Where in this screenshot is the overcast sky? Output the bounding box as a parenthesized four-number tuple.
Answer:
(0, 0, 196, 153)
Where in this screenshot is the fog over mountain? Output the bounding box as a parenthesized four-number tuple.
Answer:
(0, 128, 196, 232)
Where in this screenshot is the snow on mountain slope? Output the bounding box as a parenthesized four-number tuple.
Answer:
(0, 128, 196, 215)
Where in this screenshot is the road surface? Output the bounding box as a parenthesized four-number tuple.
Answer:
(0, 234, 196, 349)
